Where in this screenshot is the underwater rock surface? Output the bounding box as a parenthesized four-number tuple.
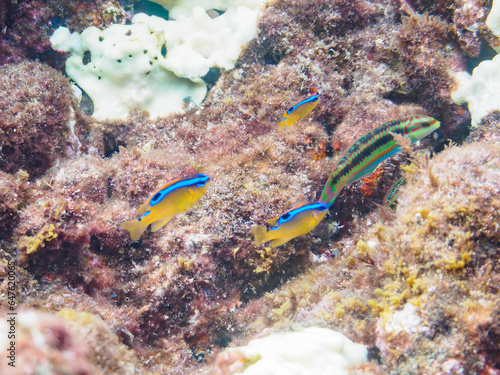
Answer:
(0, 0, 499, 374)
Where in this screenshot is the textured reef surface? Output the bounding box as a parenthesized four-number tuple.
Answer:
(0, 0, 499, 374)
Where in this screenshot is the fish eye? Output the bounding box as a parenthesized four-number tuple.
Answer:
(152, 192, 162, 202)
(196, 182, 205, 187)
(281, 212, 291, 220)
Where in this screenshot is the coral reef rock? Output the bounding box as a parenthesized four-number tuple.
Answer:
(0, 310, 142, 374)
(0, 61, 79, 177)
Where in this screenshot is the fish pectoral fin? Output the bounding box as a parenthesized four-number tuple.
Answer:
(121, 219, 148, 241)
(252, 225, 270, 246)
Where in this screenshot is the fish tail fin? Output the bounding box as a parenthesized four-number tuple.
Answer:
(252, 225, 270, 246)
(121, 219, 148, 241)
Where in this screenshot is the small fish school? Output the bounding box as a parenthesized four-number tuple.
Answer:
(121, 90, 440, 248)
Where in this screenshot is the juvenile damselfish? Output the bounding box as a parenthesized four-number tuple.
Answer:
(276, 87, 319, 132)
(253, 202, 328, 247)
(121, 174, 211, 241)
(319, 115, 440, 207)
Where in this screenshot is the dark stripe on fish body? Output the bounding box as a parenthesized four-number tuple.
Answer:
(320, 117, 424, 206)
(320, 116, 438, 206)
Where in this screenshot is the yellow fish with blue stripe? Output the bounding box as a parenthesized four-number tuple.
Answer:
(121, 174, 211, 241)
(276, 87, 319, 132)
(252, 202, 328, 247)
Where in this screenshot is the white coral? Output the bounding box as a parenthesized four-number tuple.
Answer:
(216, 327, 367, 375)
